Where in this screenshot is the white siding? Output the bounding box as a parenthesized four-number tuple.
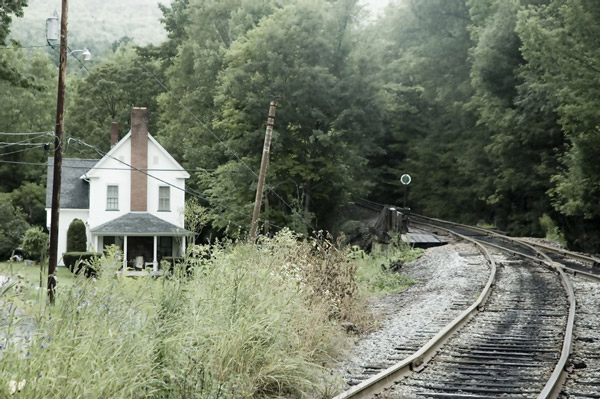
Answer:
(46, 208, 90, 266)
(87, 139, 131, 229)
(87, 133, 187, 230)
(147, 140, 186, 227)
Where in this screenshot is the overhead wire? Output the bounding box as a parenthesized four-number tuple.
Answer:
(0, 144, 51, 158)
(132, 58, 316, 233)
(0, 133, 53, 149)
(68, 137, 287, 233)
(0, 132, 54, 136)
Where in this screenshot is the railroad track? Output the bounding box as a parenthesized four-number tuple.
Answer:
(333, 200, 600, 398)
(385, 256, 567, 398)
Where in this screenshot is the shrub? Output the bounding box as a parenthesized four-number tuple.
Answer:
(539, 214, 567, 247)
(21, 226, 48, 262)
(355, 240, 422, 296)
(63, 252, 101, 276)
(0, 193, 29, 259)
(66, 219, 87, 252)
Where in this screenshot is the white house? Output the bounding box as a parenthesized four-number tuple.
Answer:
(46, 107, 190, 272)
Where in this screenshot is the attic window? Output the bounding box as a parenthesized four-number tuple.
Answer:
(107, 185, 119, 210)
(158, 186, 170, 211)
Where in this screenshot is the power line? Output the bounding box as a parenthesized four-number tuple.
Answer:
(0, 131, 54, 136)
(0, 134, 53, 149)
(69, 137, 286, 233)
(0, 45, 49, 50)
(133, 58, 315, 232)
(0, 145, 51, 158)
(0, 160, 47, 165)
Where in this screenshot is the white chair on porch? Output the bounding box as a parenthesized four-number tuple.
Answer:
(134, 256, 144, 270)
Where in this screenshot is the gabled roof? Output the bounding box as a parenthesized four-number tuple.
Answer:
(46, 158, 99, 209)
(83, 131, 190, 179)
(90, 212, 191, 236)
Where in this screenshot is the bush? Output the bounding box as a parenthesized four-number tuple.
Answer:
(63, 252, 101, 276)
(66, 219, 87, 252)
(21, 226, 48, 262)
(355, 240, 422, 296)
(0, 193, 29, 259)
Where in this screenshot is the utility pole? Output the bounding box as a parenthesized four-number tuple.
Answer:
(249, 100, 277, 241)
(48, 0, 69, 303)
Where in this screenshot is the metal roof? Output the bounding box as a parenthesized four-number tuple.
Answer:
(46, 158, 98, 209)
(90, 212, 191, 236)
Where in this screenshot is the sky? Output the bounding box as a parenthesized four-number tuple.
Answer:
(359, 0, 391, 17)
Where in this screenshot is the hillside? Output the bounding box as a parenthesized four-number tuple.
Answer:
(9, 0, 168, 48)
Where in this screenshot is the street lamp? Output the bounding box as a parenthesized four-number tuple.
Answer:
(70, 48, 92, 61)
(47, 11, 92, 61)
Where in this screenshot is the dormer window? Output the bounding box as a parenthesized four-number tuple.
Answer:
(107, 185, 119, 210)
(159, 186, 170, 211)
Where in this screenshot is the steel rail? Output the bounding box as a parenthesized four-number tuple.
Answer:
(353, 200, 579, 398)
(516, 239, 600, 267)
(413, 213, 600, 277)
(410, 214, 576, 399)
(333, 222, 497, 399)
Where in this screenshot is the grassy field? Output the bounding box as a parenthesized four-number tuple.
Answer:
(0, 262, 75, 311)
(0, 232, 421, 398)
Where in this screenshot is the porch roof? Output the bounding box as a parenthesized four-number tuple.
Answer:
(91, 212, 191, 236)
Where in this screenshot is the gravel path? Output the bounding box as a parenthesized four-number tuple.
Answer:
(332, 240, 491, 390)
(559, 276, 600, 398)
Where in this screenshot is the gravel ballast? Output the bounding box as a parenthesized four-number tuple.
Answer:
(332, 240, 491, 389)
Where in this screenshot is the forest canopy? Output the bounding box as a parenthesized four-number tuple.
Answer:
(2, 0, 600, 252)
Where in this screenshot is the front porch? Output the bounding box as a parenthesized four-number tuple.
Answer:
(97, 235, 185, 275)
(90, 212, 191, 276)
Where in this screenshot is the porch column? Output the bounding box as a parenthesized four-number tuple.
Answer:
(153, 235, 158, 274)
(180, 235, 186, 257)
(93, 235, 99, 253)
(123, 235, 128, 270)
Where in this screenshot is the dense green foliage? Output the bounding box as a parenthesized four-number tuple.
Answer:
(66, 218, 86, 252)
(62, 251, 100, 274)
(2, 0, 600, 250)
(0, 193, 29, 259)
(21, 225, 48, 261)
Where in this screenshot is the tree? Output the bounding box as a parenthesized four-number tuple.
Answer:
(467, 0, 564, 235)
(156, 0, 283, 164)
(10, 182, 46, 226)
(0, 0, 35, 88)
(21, 226, 48, 261)
(0, 193, 29, 259)
(206, 0, 380, 231)
(66, 219, 87, 252)
(517, 0, 600, 250)
(365, 0, 492, 224)
(66, 46, 163, 156)
(0, 49, 56, 192)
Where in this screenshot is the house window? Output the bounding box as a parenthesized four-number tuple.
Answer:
(106, 185, 119, 210)
(159, 186, 170, 211)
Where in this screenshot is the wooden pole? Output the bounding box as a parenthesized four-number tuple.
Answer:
(249, 100, 277, 241)
(48, 0, 68, 303)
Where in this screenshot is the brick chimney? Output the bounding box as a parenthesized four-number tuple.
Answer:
(110, 122, 119, 147)
(130, 107, 148, 212)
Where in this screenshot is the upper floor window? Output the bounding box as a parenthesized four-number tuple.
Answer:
(106, 185, 119, 210)
(159, 186, 170, 211)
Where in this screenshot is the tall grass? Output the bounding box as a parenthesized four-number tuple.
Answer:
(354, 240, 422, 296)
(0, 230, 356, 398)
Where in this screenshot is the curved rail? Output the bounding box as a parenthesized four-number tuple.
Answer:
(334, 222, 497, 399)
(350, 200, 580, 398)
(410, 213, 577, 399)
